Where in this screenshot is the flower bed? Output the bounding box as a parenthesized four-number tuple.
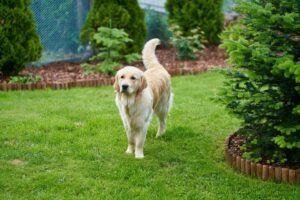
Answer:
(224, 135, 300, 184)
(0, 46, 227, 91)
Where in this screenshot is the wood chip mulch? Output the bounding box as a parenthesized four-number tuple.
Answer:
(0, 46, 228, 86)
(228, 134, 246, 157)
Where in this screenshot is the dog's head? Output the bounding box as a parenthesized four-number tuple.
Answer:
(114, 66, 147, 95)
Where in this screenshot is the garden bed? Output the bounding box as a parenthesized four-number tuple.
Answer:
(224, 135, 300, 184)
(0, 46, 228, 91)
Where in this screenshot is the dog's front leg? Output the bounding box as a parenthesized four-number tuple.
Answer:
(134, 129, 147, 159)
(134, 109, 152, 158)
(126, 129, 135, 154)
(121, 115, 134, 154)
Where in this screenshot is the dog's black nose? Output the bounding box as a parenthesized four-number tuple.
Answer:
(122, 84, 129, 91)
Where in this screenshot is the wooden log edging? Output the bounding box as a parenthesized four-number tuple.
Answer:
(0, 77, 115, 91)
(224, 136, 300, 184)
(0, 67, 208, 91)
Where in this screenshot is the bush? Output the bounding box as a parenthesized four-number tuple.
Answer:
(80, 0, 146, 53)
(81, 27, 140, 75)
(220, 0, 300, 167)
(165, 0, 224, 44)
(144, 9, 171, 47)
(9, 75, 42, 84)
(169, 24, 206, 60)
(0, 0, 42, 76)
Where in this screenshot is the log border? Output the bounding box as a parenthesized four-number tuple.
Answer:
(224, 136, 300, 184)
(0, 67, 208, 91)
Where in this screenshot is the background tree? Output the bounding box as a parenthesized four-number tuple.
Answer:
(80, 0, 146, 53)
(144, 9, 171, 47)
(0, 0, 42, 76)
(165, 0, 224, 44)
(221, 0, 300, 167)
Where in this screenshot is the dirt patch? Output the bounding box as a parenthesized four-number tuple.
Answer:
(9, 159, 28, 165)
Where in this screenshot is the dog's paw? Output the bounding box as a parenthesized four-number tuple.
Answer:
(155, 132, 164, 138)
(135, 149, 144, 159)
(125, 149, 134, 154)
(135, 152, 144, 159)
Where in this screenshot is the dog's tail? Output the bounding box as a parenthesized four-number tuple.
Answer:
(142, 38, 161, 69)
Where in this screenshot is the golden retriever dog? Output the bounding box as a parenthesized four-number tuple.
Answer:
(114, 38, 173, 158)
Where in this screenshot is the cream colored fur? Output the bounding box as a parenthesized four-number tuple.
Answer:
(114, 38, 173, 159)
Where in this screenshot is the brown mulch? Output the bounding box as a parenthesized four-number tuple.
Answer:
(0, 46, 228, 84)
(228, 134, 246, 157)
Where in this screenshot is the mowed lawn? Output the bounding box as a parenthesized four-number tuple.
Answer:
(0, 70, 299, 200)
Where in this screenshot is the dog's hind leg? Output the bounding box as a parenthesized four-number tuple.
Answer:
(155, 93, 173, 138)
(156, 112, 167, 138)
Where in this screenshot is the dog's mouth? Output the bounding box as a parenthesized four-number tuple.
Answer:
(121, 89, 130, 95)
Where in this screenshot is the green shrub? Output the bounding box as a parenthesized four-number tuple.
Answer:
(9, 75, 42, 84)
(220, 0, 300, 167)
(81, 26, 140, 75)
(169, 24, 206, 60)
(165, 0, 224, 44)
(0, 0, 42, 76)
(144, 9, 171, 47)
(80, 0, 146, 53)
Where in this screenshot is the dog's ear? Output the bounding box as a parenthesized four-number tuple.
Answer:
(113, 74, 120, 92)
(138, 76, 147, 94)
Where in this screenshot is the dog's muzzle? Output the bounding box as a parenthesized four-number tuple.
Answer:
(121, 84, 129, 92)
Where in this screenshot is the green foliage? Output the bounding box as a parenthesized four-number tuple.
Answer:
(165, 0, 224, 44)
(0, 0, 42, 76)
(144, 9, 171, 47)
(169, 24, 206, 60)
(9, 75, 42, 84)
(81, 27, 140, 75)
(80, 0, 146, 53)
(220, 0, 300, 167)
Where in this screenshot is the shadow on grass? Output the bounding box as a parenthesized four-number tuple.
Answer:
(145, 126, 207, 163)
(159, 126, 201, 141)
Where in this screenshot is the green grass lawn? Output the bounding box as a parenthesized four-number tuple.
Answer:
(0, 70, 299, 200)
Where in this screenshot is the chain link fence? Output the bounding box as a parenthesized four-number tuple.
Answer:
(30, 0, 91, 65)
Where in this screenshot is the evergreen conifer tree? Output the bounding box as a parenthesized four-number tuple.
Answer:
(80, 0, 146, 53)
(165, 0, 224, 44)
(221, 0, 300, 167)
(0, 0, 42, 75)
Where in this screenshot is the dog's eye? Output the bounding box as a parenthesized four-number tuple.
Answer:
(120, 75, 125, 79)
(131, 76, 136, 80)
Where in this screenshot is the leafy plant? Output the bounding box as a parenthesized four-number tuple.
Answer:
(81, 26, 140, 75)
(165, 0, 224, 44)
(220, 0, 300, 167)
(169, 24, 206, 60)
(9, 75, 42, 84)
(80, 0, 146, 53)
